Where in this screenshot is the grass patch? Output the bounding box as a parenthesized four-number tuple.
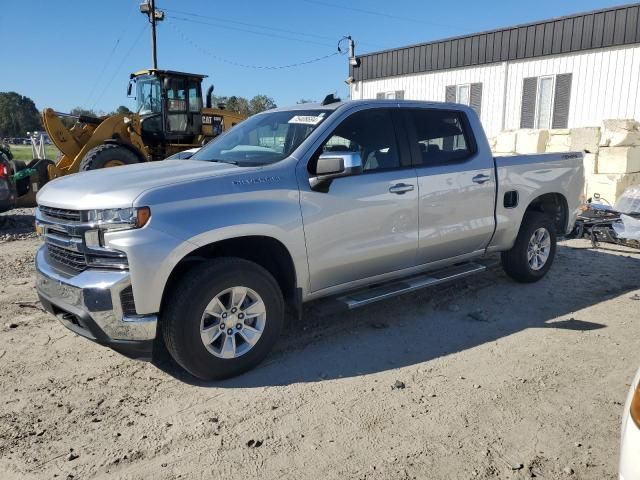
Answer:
(8, 145, 59, 162)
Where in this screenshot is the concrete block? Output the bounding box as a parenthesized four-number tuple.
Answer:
(583, 153, 598, 175)
(570, 127, 601, 153)
(597, 147, 640, 174)
(487, 136, 497, 151)
(546, 130, 571, 152)
(586, 172, 640, 204)
(495, 131, 516, 153)
(515, 129, 549, 154)
(600, 119, 640, 147)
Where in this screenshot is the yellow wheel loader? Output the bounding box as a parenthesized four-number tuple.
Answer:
(8, 69, 244, 209)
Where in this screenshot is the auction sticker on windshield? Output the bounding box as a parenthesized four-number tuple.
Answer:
(288, 114, 325, 125)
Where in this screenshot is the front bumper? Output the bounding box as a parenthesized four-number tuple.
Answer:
(35, 246, 158, 359)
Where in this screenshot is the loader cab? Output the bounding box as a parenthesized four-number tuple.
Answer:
(129, 69, 206, 149)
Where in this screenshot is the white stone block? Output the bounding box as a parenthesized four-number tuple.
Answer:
(570, 127, 601, 153)
(600, 119, 640, 147)
(495, 131, 517, 153)
(583, 153, 598, 175)
(586, 172, 640, 204)
(597, 147, 640, 174)
(515, 129, 549, 154)
(487, 136, 497, 151)
(546, 130, 571, 152)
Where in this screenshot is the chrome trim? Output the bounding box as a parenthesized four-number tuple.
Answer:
(36, 247, 157, 341)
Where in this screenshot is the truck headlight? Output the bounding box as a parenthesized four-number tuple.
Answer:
(86, 207, 151, 231)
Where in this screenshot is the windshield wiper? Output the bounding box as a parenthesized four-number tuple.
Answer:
(205, 158, 238, 165)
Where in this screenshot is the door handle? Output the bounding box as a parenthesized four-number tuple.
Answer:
(472, 174, 491, 184)
(389, 183, 414, 194)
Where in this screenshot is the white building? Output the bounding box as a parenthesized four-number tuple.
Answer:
(349, 4, 640, 138)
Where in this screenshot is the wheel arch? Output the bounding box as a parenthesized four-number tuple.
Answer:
(523, 192, 569, 234)
(160, 235, 299, 315)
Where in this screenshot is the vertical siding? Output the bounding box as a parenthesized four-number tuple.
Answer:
(503, 44, 640, 130)
(351, 44, 640, 137)
(351, 63, 507, 137)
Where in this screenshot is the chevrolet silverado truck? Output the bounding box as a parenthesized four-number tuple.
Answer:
(34, 98, 584, 380)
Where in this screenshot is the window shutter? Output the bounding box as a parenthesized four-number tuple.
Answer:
(470, 83, 482, 116)
(395, 90, 405, 100)
(552, 73, 572, 129)
(376, 92, 385, 99)
(445, 85, 456, 103)
(520, 77, 538, 128)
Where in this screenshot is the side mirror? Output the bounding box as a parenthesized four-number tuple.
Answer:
(309, 152, 363, 191)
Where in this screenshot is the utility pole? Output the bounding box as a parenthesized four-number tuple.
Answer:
(140, 0, 165, 69)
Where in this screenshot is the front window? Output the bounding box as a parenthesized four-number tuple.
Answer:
(135, 75, 161, 115)
(191, 109, 333, 167)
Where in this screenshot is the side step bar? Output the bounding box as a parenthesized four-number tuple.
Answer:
(316, 261, 489, 313)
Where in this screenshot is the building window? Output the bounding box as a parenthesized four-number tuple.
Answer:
(376, 90, 405, 100)
(535, 76, 554, 128)
(456, 84, 470, 106)
(445, 83, 482, 117)
(521, 73, 572, 129)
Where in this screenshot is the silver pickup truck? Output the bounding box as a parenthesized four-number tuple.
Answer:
(34, 99, 584, 380)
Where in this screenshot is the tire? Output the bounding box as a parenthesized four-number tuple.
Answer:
(162, 257, 284, 380)
(79, 144, 141, 171)
(501, 212, 557, 283)
(10, 160, 29, 196)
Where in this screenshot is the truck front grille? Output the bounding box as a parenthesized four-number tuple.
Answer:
(39, 206, 83, 223)
(46, 243, 87, 273)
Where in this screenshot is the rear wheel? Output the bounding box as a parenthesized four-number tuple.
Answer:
(79, 144, 141, 171)
(501, 212, 556, 283)
(162, 258, 284, 380)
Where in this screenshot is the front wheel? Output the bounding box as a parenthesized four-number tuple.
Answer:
(501, 212, 557, 283)
(162, 258, 284, 380)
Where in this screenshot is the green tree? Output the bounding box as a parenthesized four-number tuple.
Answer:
(0, 92, 42, 137)
(249, 95, 277, 115)
(113, 105, 133, 115)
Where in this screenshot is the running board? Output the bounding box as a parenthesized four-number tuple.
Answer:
(316, 261, 488, 313)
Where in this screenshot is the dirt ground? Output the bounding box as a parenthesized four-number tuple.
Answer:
(1, 209, 639, 480)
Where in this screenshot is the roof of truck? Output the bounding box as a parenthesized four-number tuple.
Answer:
(268, 99, 470, 113)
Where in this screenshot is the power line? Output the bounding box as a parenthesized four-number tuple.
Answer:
(162, 6, 384, 49)
(92, 24, 148, 110)
(300, 0, 461, 29)
(163, 7, 337, 42)
(83, 3, 140, 106)
(170, 15, 335, 48)
(169, 22, 347, 70)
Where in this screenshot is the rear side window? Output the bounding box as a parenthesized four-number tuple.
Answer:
(408, 109, 474, 165)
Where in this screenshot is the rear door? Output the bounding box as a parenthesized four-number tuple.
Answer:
(404, 107, 495, 264)
(299, 107, 419, 292)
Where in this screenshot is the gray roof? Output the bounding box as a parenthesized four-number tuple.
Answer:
(350, 3, 640, 82)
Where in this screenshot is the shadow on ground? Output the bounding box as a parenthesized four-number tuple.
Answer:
(154, 244, 640, 387)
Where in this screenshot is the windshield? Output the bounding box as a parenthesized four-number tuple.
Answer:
(191, 109, 332, 166)
(135, 75, 162, 115)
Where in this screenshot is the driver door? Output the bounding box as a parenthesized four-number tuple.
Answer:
(299, 108, 419, 293)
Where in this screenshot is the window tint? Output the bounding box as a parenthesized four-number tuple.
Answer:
(409, 109, 473, 165)
(320, 109, 400, 172)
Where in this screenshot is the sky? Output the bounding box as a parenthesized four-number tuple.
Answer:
(0, 0, 631, 113)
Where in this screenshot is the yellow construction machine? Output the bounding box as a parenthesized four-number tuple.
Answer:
(47, 69, 244, 179)
(7, 69, 244, 209)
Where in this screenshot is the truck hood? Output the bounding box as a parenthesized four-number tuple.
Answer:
(36, 160, 241, 210)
